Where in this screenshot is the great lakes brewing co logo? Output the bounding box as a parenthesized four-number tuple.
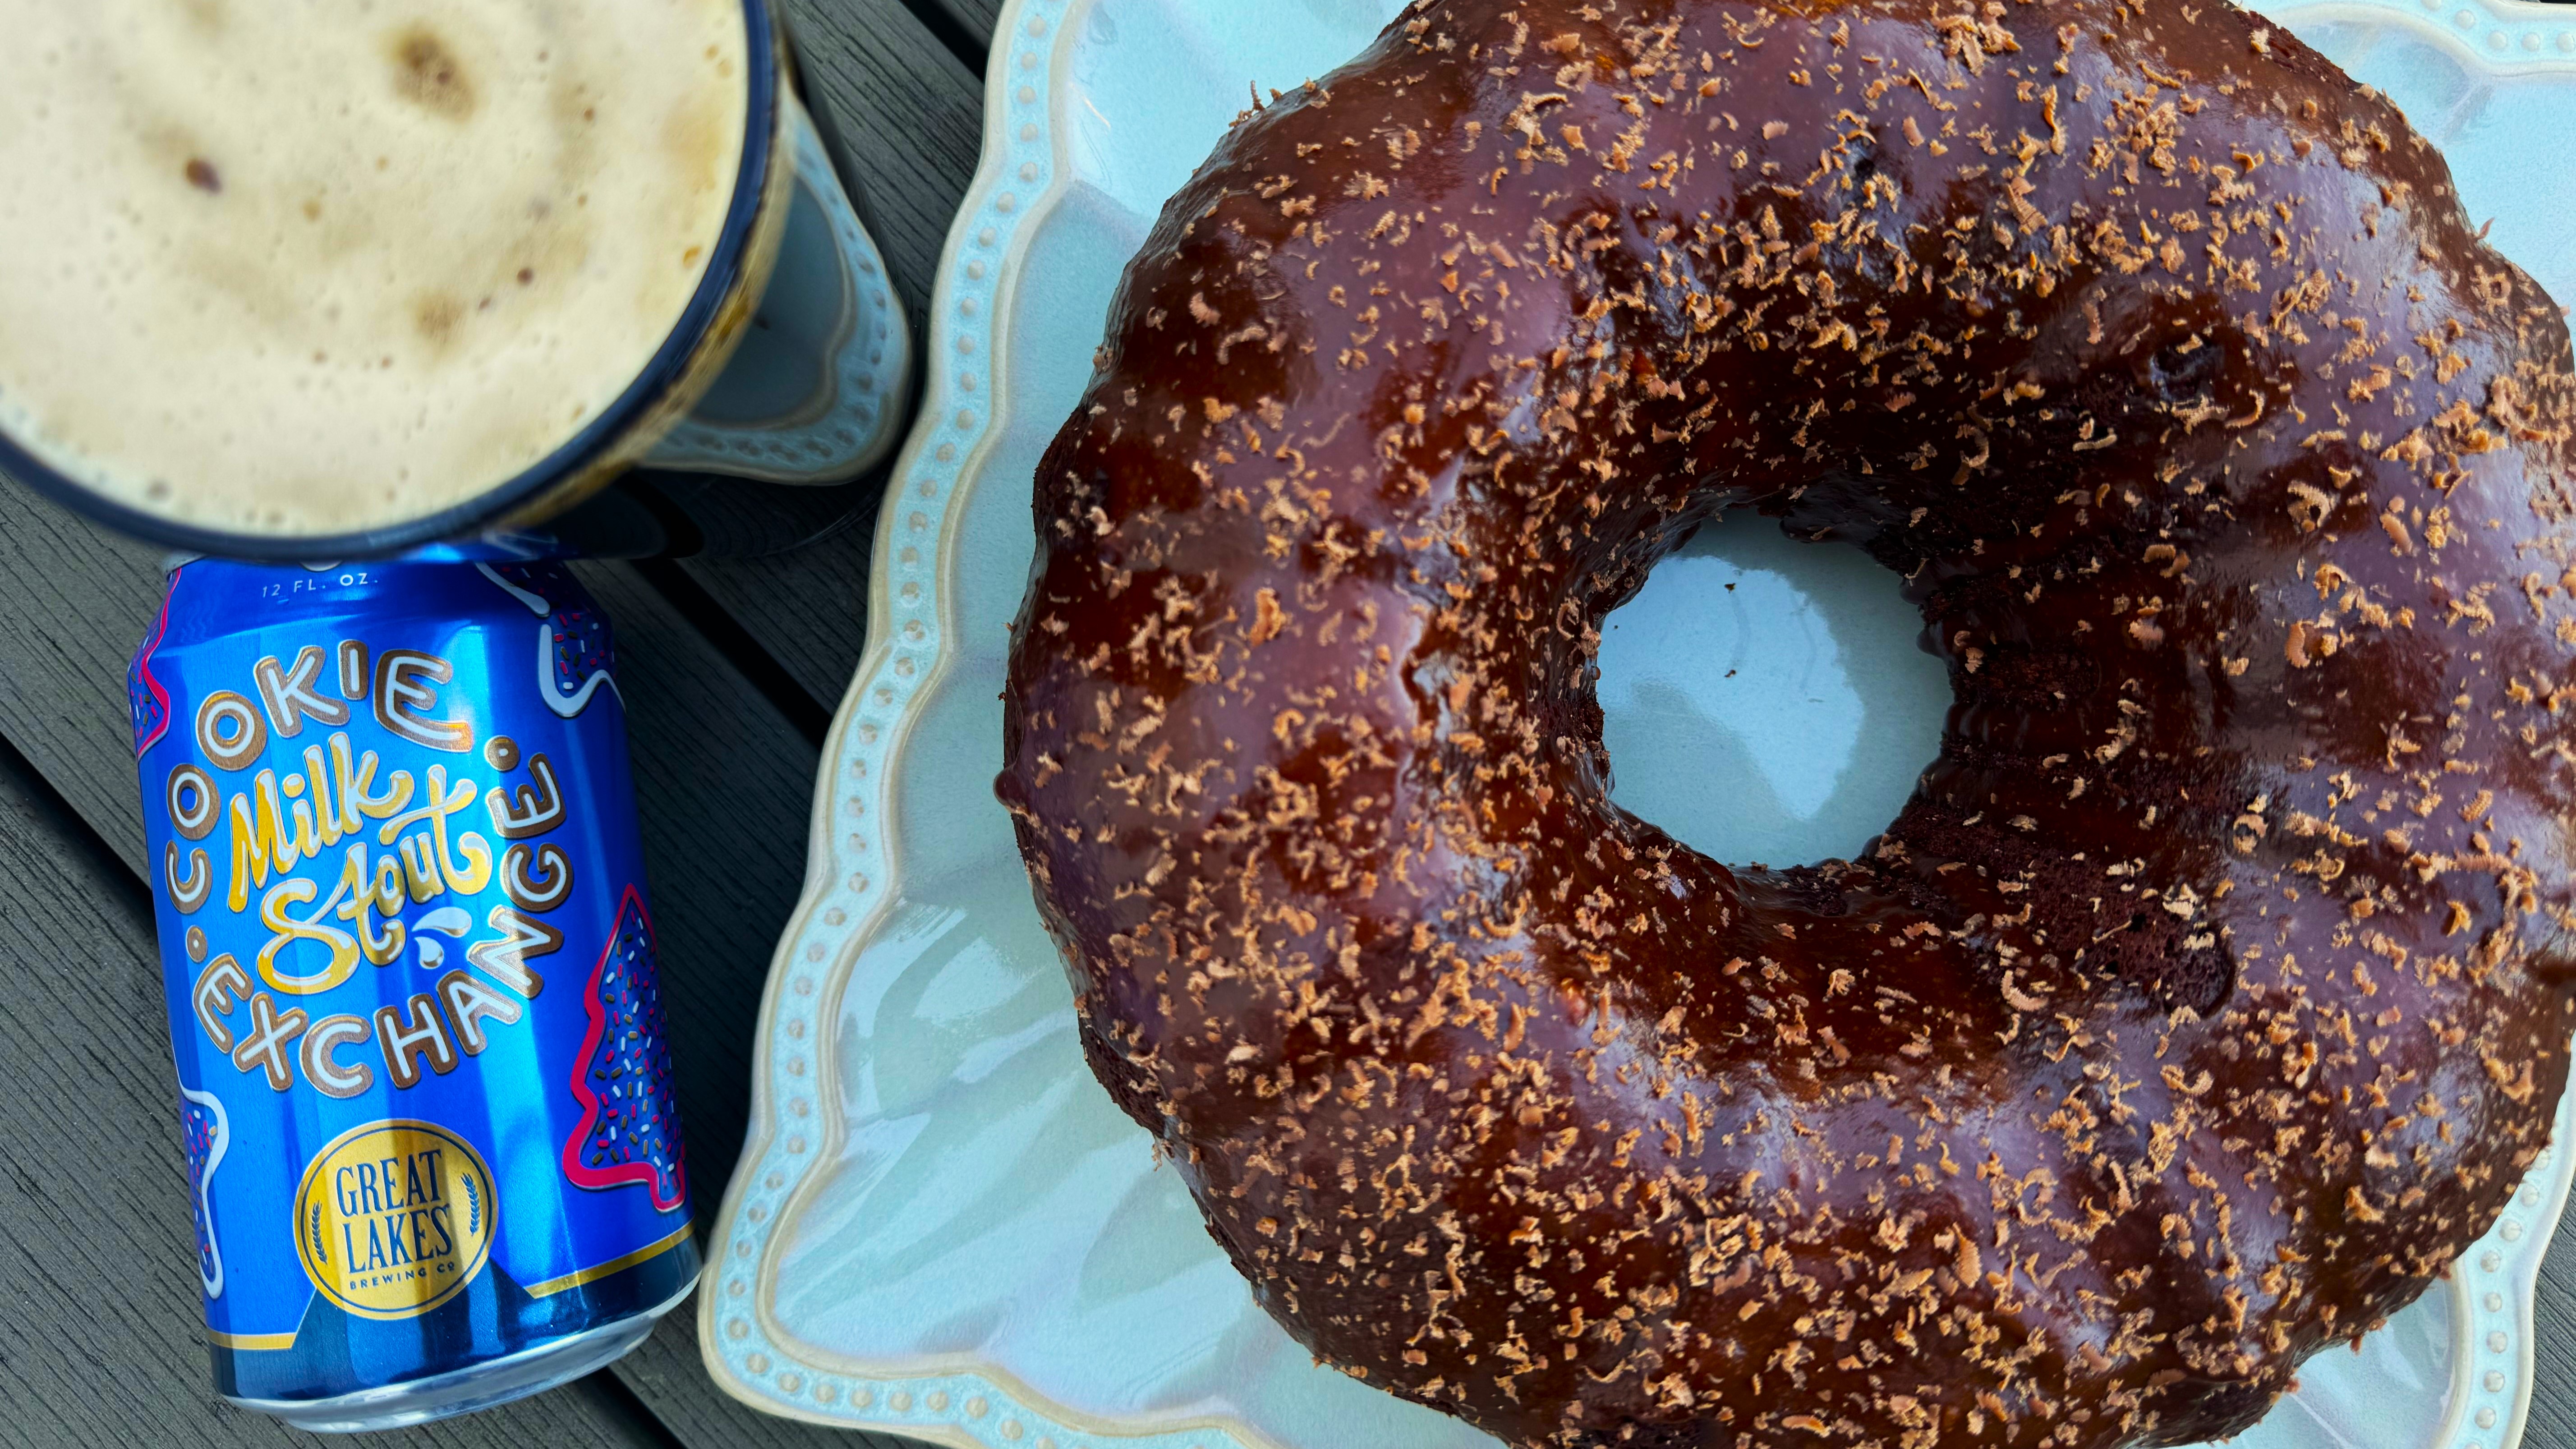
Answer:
(292, 1120, 495, 1319)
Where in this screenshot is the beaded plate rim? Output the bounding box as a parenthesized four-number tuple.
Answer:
(2282, 0, 2576, 69)
(698, 0, 2576, 1444)
(696, 0, 1302, 1443)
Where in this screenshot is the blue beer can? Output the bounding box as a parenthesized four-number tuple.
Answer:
(130, 555, 697, 1431)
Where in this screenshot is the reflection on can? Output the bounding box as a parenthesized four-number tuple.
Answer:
(133, 556, 696, 1432)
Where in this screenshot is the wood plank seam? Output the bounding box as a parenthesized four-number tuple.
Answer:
(0, 688, 691, 1449)
(635, 559, 835, 746)
(575, 1371, 696, 1449)
(0, 669, 928, 1449)
(878, 0, 992, 76)
(0, 515, 876, 1433)
(0, 731, 666, 1449)
(676, 0, 985, 706)
(0, 716, 152, 927)
(0, 6, 974, 1445)
(929, 0, 1001, 51)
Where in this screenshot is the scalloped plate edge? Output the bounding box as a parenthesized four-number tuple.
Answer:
(2250, 0, 2576, 72)
(693, 0, 1302, 1443)
(696, 0, 2576, 1444)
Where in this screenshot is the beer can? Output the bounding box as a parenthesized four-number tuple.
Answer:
(130, 555, 697, 1431)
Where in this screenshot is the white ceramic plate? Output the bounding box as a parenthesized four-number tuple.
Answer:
(700, 2, 2576, 1446)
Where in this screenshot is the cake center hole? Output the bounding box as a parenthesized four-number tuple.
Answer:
(1595, 520, 1949, 868)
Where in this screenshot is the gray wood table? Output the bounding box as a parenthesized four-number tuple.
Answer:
(3, 1, 2575, 1445)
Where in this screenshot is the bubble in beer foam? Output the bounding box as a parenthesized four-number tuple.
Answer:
(0, 0, 750, 537)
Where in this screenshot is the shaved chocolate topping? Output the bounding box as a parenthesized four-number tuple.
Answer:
(999, 1, 2576, 1444)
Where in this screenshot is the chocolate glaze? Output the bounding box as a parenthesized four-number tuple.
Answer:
(997, 1, 2576, 1443)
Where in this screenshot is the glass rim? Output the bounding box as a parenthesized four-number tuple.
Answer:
(0, 0, 785, 564)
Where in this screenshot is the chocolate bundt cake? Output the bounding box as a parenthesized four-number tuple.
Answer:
(999, 0, 2576, 1443)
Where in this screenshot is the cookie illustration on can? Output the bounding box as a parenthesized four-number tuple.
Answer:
(564, 888, 686, 1213)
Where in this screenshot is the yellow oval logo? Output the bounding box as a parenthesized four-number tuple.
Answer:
(292, 1120, 494, 1320)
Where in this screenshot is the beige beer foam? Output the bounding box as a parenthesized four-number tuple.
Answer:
(0, 0, 750, 537)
